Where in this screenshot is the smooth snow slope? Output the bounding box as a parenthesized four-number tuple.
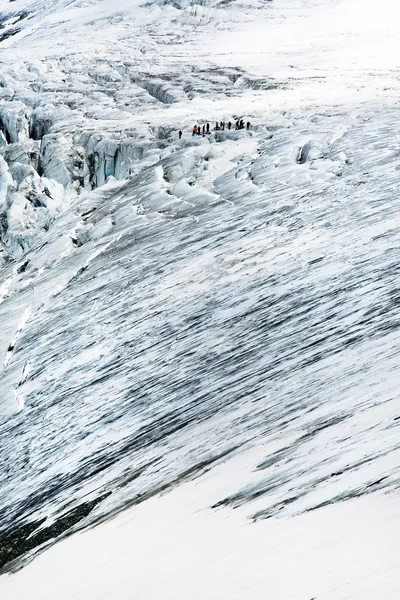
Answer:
(2, 464, 400, 600)
(0, 0, 400, 595)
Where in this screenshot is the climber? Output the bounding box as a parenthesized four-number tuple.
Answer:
(228, 121, 232, 130)
(179, 130, 182, 139)
(202, 124, 206, 135)
(193, 125, 198, 136)
(246, 122, 251, 130)
(206, 122, 210, 134)
(215, 121, 220, 130)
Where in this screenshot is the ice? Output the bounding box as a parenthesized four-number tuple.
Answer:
(0, 0, 400, 594)
(0, 101, 30, 144)
(0, 156, 12, 205)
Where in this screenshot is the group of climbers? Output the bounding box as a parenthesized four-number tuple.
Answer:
(187, 119, 251, 137)
(215, 119, 250, 131)
(191, 122, 211, 136)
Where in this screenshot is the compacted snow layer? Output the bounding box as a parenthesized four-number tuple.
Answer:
(0, 0, 400, 591)
(0, 472, 400, 600)
(1, 468, 400, 600)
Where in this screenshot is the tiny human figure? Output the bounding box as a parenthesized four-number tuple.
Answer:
(220, 121, 225, 131)
(215, 121, 220, 130)
(246, 122, 251, 130)
(179, 130, 182, 139)
(228, 121, 232, 130)
(197, 126, 201, 135)
(193, 125, 197, 136)
(206, 122, 210, 134)
(235, 120, 240, 130)
(240, 119, 244, 129)
(202, 124, 206, 135)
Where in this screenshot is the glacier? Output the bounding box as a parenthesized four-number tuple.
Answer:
(0, 0, 400, 597)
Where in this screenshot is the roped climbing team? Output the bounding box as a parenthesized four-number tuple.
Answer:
(190, 119, 251, 137)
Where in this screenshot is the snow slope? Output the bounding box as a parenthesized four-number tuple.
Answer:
(1, 0, 400, 595)
(2, 464, 400, 600)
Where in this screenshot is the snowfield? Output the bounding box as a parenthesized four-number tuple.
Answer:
(1, 0, 400, 597)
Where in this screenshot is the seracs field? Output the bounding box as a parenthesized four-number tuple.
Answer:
(1, 0, 400, 597)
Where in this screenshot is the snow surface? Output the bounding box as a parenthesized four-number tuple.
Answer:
(1, 0, 400, 595)
(1, 461, 400, 600)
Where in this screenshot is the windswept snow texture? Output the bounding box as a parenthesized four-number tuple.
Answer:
(0, 0, 400, 584)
